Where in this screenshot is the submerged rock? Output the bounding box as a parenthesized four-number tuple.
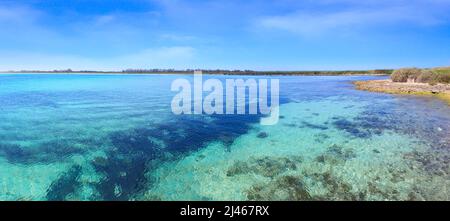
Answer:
(315, 144, 356, 164)
(314, 133, 330, 143)
(92, 156, 108, 167)
(403, 150, 450, 176)
(300, 121, 328, 130)
(226, 161, 250, 177)
(332, 119, 371, 138)
(307, 171, 358, 201)
(257, 132, 268, 139)
(283, 123, 297, 127)
(247, 175, 312, 201)
(227, 156, 301, 178)
(195, 154, 206, 162)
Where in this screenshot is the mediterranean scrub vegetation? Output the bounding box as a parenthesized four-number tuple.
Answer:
(391, 67, 450, 84)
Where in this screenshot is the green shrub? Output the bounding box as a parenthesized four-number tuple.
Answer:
(391, 68, 422, 82)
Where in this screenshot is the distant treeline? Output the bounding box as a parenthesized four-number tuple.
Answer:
(122, 68, 393, 75)
(3, 68, 393, 75)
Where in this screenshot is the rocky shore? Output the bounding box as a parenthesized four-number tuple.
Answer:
(353, 80, 450, 105)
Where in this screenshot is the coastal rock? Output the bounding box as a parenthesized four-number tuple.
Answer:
(353, 79, 450, 105)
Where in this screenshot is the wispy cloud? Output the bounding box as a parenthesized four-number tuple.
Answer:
(94, 15, 116, 26)
(0, 4, 41, 24)
(0, 46, 196, 71)
(160, 34, 197, 42)
(0, 0, 449, 70)
(114, 46, 196, 69)
(0, 52, 98, 71)
(257, 2, 450, 35)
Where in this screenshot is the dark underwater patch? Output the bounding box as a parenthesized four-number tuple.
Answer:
(333, 100, 450, 145)
(0, 141, 85, 165)
(92, 114, 262, 200)
(92, 127, 166, 200)
(46, 165, 82, 201)
(92, 154, 149, 200)
(300, 121, 328, 130)
(332, 118, 372, 138)
(283, 123, 297, 127)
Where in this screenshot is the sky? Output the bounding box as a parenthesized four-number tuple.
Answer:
(0, 0, 450, 71)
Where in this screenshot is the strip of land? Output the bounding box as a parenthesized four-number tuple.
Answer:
(0, 69, 392, 76)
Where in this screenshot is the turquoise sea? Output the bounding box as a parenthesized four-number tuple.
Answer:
(0, 74, 449, 201)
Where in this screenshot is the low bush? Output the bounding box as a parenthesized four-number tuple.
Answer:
(391, 68, 450, 84)
(390, 68, 422, 82)
(416, 70, 434, 83)
(434, 72, 450, 84)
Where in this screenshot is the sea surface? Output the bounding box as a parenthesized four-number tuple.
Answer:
(0, 73, 449, 201)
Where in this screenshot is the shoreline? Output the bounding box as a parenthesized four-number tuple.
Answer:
(353, 79, 450, 105)
(0, 72, 389, 77)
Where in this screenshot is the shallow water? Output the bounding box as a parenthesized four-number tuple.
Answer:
(0, 74, 449, 201)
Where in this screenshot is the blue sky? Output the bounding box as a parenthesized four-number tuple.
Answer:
(0, 0, 450, 71)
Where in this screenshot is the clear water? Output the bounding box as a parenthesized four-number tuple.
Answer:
(0, 74, 449, 201)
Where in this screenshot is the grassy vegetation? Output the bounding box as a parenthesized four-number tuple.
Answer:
(432, 67, 450, 74)
(390, 67, 450, 84)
